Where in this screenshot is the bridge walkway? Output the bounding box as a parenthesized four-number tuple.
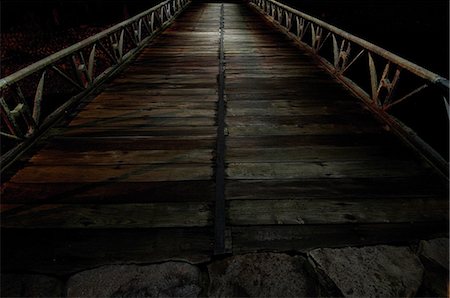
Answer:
(1, 2, 447, 275)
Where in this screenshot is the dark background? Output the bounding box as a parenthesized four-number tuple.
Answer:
(281, 0, 449, 78)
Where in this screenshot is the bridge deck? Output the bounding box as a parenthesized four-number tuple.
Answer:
(1, 2, 448, 274)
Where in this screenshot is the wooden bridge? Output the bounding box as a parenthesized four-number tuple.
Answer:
(1, 0, 448, 275)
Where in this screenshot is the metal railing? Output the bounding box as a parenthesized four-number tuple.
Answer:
(0, 0, 190, 171)
(249, 0, 449, 177)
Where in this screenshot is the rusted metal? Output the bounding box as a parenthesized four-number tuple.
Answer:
(0, 0, 190, 171)
(249, 0, 449, 178)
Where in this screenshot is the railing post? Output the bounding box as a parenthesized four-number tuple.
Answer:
(247, 0, 449, 177)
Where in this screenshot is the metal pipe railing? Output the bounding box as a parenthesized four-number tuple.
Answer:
(0, 0, 190, 169)
(249, 0, 449, 177)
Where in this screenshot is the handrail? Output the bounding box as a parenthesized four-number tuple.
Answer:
(0, 0, 190, 171)
(249, 0, 449, 177)
(258, 0, 449, 88)
(0, 0, 174, 89)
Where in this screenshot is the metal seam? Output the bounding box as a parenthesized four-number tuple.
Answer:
(214, 2, 226, 255)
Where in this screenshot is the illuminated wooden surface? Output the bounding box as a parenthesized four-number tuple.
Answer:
(1, 2, 447, 274)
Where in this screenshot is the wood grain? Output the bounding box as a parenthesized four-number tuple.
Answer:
(228, 198, 448, 225)
(2, 202, 212, 228)
(232, 223, 448, 254)
(1, 2, 447, 274)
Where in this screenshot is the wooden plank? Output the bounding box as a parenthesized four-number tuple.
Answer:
(232, 223, 448, 254)
(226, 100, 363, 109)
(2, 228, 213, 274)
(103, 82, 218, 90)
(101, 88, 218, 96)
(225, 72, 328, 78)
(114, 74, 218, 80)
(11, 164, 213, 183)
(227, 78, 339, 86)
(30, 149, 213, 165)
(75, 108, 215, 118)
(227, 106, 362, 116)
(77, 101, 217, 110)
(228, 198, 448, 225)
(226, 146, 408, 162)
(227, 161, 429, 179)
(59, 126, 217, 138)
(227, 123, 382, 136)
(49, 137, 215, 151)
(85, 94, 217, 103)
(1, 181, 215, 204)
(226, 115, 377, 127)
(117, 67, 218, 74)
(2, 202, 212, 228)
(225, 92, 359, 101)
(68, 116, 215, 127)
(226, 134, 400, 148)
(0, 205, 22, 212)
(225, 177, 447, 200)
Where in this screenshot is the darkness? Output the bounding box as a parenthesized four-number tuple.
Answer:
(280, 0, 449, 78)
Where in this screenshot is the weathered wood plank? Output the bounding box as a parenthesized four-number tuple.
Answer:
(114, 74, 218, 81)
(75, 108, 215, 118)
(227, 78, 338, 86)
(227, 106, 362, 116)
(227, 123, 381, 136)
(1, 181, 215, 204)
(226, 115, 378, 128)
(59, 126, 217, 138)
(225, 177, 447, 200)
(102, 88, 217, 96)
(232, 223, 448, 254)
(30, 149, 213, 165)
(226, 146, 408, 162)
(227, 161, 429, 179)
(226, 100, 362, 109)
(2, 202, 212, 228)
(228, 198, 448, 225)
(49, 137, 215, 150)
(68, 116, 215, 127)
(84, 94, 217, 103)
(226, 134, 397, 148)
(103, 82, 218, 90)
(77, 101, 217, 110)
(11, 164, 213, 183)
(225, 92, 358, 101)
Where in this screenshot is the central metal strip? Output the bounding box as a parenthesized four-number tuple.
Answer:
(214, 3, 226, 255)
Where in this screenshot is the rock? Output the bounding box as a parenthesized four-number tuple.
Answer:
(66, 262, 203, 297)
(207, 253, 316, 297)
(308, 245, 424, 297)
(1, 273, 63, 297)
(418, 238, 449, 271)
(417, 238, 449, 297)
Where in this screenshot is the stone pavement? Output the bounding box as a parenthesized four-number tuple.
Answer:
(2, 239, 448, 297)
